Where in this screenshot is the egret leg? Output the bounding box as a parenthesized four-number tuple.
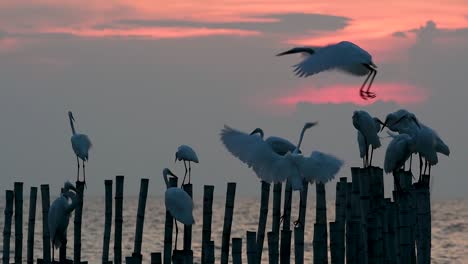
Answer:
(359, 69, 373, 99)
(83, 162, 87, 189)
(409, 154, 413, 172)
(365, 69, 377, 98)
(428, 164, 432, 177)
(181, 160, 188, 186)
(188, 161, 192, 184)
(419, 153, 423, 180)
(76, 156, 80, 182)
(52, 245, 55, 262)
(174, 219, 179, 250)
(423, 160, 428, 176)
(369, 147, 374, 167)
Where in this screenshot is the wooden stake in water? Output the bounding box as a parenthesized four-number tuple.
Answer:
(59, 187, 68, 263)
(102, 180, 113, 264)
(114, 175, 125, 264)
(313, 183, 328, 264)
(280, 181, 292, 264)
(357, 168, 370, 264)
(133, 178, 149, 260)
(267, 232, 279, 264)
(151, 253, 162, 264)
(221, 182, 237, 264)
(3, 190, 14, 264)
(207, 241, 215, 264)
(256, 181, 270, 264)
(163, 177, 178, 264)
(14, 182, 23, 264)
(279, 230, 291, 264)
(272, 183, 282, 236)
(74, 181, 85, 263)
(293, 227, 304, 264)
(394, 171, 411, 264)
(415, 174, 431, 264)
(232, 238, 242, 264)
(183, 183, 193, 254)
(27, 187, 38, 264)
(246, 231, 257, 264)
(40, 184, 51, 263)
(329, 222, 338, 264)
(202, 185, 214, 264)
(335, 178, 347, 264)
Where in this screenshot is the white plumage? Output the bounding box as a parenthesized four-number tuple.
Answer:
(175, 145, 199, 185)
(68, 111, 92, 185)
(352, 110, 383, 167)
(249, 128, 299, 155)
(163, 168, 194, 250)
(277, 41, 378, 99)
(384, 134, 415, 174)
(220, 123, 343, 191)
(48, 181, 78, 261)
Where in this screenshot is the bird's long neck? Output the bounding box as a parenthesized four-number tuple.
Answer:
(251, 128, 264, 139)
(296, 125, 308, 150)
(163, 173, 169, 189)
(69, 115, 76, 135)
(64, 192, 78, 214)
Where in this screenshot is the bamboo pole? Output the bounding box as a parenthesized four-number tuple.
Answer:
(133, 178, 149, 262)
(183, 183, 193, 254)
(345, 182, 358, 264)
(351, 168, 365, 262)
(206, 241, 215, 264)
(246, 231, 257, 264)
(267, 232, 279, 264)
(163, 177, 178, 264)
(114, 175, 125, 264)
(14, 182, 23, 264)
(102, 180, 113, 264)
(313, 183, 328, 264)
(293, 227, 304, 264)
(27, 187, 38, 264)
(384, 199, 397, 264)
(280, 181, 292, 264)
(221, 182, 237, 264)
(415, 174, 431, 264)
(395, 171, 411, 264)
(151, 253, 162, 264)
(370, 167, 385, 263)
(232, 237, 242, 264)
(329, 222, 338, 264)
(3, 190, 14, 264)
(357, 168, 369, 264)
(59, 187, 68, 263)
(40, 184, 51, 263)
(272, 183, 282, 236)
(74, 181, 85, 263)
(256, 181, 270, 264)
(202, 185, 214, 264)
(298, 182, 309, 227)
(335, 178, 347, 264)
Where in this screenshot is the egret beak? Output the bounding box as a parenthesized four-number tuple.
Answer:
(380, 119, 388, 132)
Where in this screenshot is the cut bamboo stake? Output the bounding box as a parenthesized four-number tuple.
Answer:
(202, 185, 214, 264)
(415, 174, 431, 264)
(232, 238, 242, 264)
(279, 230, 291, 264)
(59, 187, 68, 263)
(221, 182, 237, 264)
(280, 181, 292, 264)
(329, 222, 338, 264)
(298, 182, 309, 227)
(27, 187, 38, 264)
(133, 178, 149, 261)
(206, 241, 215, 264)
(74, 181, 85, 263)
(345, 182, 357, 264)
(114, 175, 125, 264)
(102, 180, 113, 264)
(335, 178, 347, 264)
(246, 231, 257, 264)
(256, 181, 270, 264)
(151, 253, 162, 264)
(14, 182, 23, 264)
(313, 183, 328, 264)
(351, 168, 365, 262)
(183, 184, 193, 253)
(395, 171, 411, 264)
(267, 232, 279, 264)
(163, 177, 178, 264)
(357, 168, 370, 264)
(272, 183, 282, 236)
(3, 190, 14, 264)
(293, 227, 304, 264)
(40, 184, 51, 263)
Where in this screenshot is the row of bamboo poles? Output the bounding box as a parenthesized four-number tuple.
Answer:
(1, 166, 431, 264)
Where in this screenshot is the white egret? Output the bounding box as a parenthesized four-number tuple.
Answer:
(48, 181, 78, 261)
(68, 111, 92, 186)
(175, 145, 199, 185)
(352, 110, 384, 167)
(163, 168, 195, 249)
(249, 128, 299, 155)
(384, 134, 416, 190)
(277, 41, 378, 99)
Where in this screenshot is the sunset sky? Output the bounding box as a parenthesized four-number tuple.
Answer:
(0, 1, 467, 198)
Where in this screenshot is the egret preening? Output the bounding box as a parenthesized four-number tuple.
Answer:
(352, 110, 384, 167)
(68, 111, 92, 186)
(175, 145, 199, 185)
(48, 181, 78, 261)
(277, 41, 378, 100)
(249, 128, 299, 155)
(163, 168, 195, 250)
(384, 134, 416, 190)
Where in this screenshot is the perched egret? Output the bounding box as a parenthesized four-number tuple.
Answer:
(352, 110, 384, 167)
(384, 134, 416, 190)
(48, 181, 78, 261)
(68, 111, 92, 186)
(175, 145, 199, 185)
(277, 41, 378, 99)
(163, 168, 195, 249)
(249, 128, 300, 155)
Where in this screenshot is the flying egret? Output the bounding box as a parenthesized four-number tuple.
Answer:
(48, 181, 78, 261)
(68, 111, 92, 186)
(352, 110, 384, 167)
(249, 128, 300, 155)
(163, 168, 195, 250)
(175, 145, 199, 185)
(277, 41, 378, 99)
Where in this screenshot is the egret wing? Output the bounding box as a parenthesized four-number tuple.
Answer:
(298, 151, 343, 183)
(384, 134, 411, 173)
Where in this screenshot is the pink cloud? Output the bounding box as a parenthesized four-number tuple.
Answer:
(272, 83, 429, 107)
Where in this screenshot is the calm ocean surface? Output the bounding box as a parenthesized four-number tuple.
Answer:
(0, 195, 467, 263)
